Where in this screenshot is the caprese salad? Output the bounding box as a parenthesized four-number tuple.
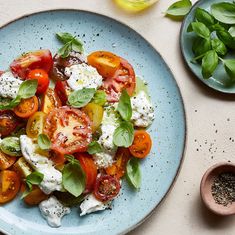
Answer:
(0, 33, 155, 227)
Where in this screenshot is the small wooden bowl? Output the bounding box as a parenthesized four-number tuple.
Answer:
(200, 162, 235, 216)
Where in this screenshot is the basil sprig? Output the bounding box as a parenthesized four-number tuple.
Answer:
(0, 79, 38, 110)
(56, 32, 83, 58)
(38, 134, 51, 150)
(126, 158, 141, 189)
(62, 155, 86, 197)
(87, 141, 103, 155)
(68, 88, 96, 108)
(21, 171, 44, 199)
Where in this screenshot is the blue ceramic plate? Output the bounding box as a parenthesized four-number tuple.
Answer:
(181, 0, 235, 93)
(0, 10, 186, 235)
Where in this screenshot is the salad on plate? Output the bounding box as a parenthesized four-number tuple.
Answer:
(0, 32, 155, 227)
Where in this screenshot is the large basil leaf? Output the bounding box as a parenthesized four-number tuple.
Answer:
(201, 50, 218, 79)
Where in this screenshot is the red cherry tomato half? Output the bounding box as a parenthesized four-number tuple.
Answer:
(93, 175, 121, 202)
(44, 106, 92, 155)
(54, 81, 71, 105)
(27, 69, 49, 94)
(10, 49, 53, 79)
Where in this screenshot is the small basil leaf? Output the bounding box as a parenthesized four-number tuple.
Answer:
(195, 7, 215, 26)
(192, 37, 211, 57)
(56, 32, 74, 44)
(209, 23, 225, 32)
(26, 171, 44, 185)
(0, 96, 21, 110)
(211, 2, 235, 25)
(216, 30, 235, 49)
(58, 42, 72, 58)
(113, 121, 134, 148)
(87, 141, 103, 155)
(223, 59, 235, 80)
(54, 191, 85, 207)
(37, 134, 51, 150)
(211, 38, 227, 56)
(228, 26, 235, 37)
(117, 90, 132, 121)
(62, 161, 86, 197)
(91, 90, 107, 106)
(18, 79, 38, 99)
(68, 88, 96, 108)
(201, 50, 218, 79)
(21, 186, 31, 199)
(126, 158, 141, 189)
(166, 0, 192, 17)
(191, 22, 210, 39)
(71, 38, 84, 53)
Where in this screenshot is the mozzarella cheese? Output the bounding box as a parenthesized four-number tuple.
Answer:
(39, 196, 70, 227)
(20, 135, 63, 194)
(131, 91, 155, 127)
(65, 63, 103, 91)
(0, 71, 22, 99)
(80, 194, 111, 216)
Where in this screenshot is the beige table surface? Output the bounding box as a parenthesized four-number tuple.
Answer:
(0, 0, 235, 234)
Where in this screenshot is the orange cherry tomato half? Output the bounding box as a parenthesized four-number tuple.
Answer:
(0, 170, 21, 204)
(27, 69, 50, 94)
(23, 186, 48, 206)
(41, 88, 62, 114)
(87, 51, 121, 78)
(14, 96, 39, 118)
(105, 148, 130, 179)
(74, 152, 97, 193)
(129, 130, 152, 159)
(0, 150, 16, 170)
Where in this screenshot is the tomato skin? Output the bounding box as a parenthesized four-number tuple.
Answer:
(26, 111, 46, 138)
(74, 153, 97, 193)
(129, 130, 152, 158)
(0, 170, 21, 204)
(105, 148, 130, 179)
(94, 175, 121, 202)
(44, 106, 92, 155)
(0, 110, 19, 137)
(27, 69, 49, 94)
(41, 88, 62, 114)
(54, 81, 71, 105)
(102, 57, 136, 102)
(0, 150, 16, 170)
(10, 49, 53, 79)
(24, 186, 48, 205)
(49, 150, 65, 165)
(82, 103, 103, 133)
(13, 96, 39, 118)
(87, 51, 121, 78)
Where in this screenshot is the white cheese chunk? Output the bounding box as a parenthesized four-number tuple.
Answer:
(131, 91, 155, 127)
(80, 194, 111, 216)
(0, 71, 22, 99)
(65, 63, 103, 91)
(20, 135, 63, 194)
(39, 196, 70, 227)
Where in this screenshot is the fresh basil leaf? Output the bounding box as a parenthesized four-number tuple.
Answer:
(209, 23, 225, 32)
(201, 50, 218, 79)
(211, 2, 235, 25)
(223, 59, 235, 80)
(21, 186, 31, 199)
(26, 180, 33, 191)
(56, 32, 74, 44)
(195, 7, 215, 26)
(38, 134, 51, 150)
(0, 96, 21, 110)
(166, 0, 192, 17)
(58, 42, 72, 58)
(192, 38, 211, 57)
(117, 90, 132, 121)
(126, 158, 141, 189)
(54, 191, 85, 207)
(26, 171, 44, 185)
(18, 79, 38, 99)
(228, 26, 235, 37)
(91, 90, 107, 106)
(211, 38, 227, 56)
(87, 141, 103, 154)
(68, 88, 96, 108)
(71, 38, 84, 53)
(62, 160, 86, 197)
(191, 22, 210, 39)
(216, 30, 235, 49)
(113, 121, 134, 148)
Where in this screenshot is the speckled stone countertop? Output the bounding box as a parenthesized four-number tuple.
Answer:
(0, 0, 235, 235)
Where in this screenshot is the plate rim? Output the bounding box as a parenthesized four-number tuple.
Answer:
(180, 0, 235, 94)
(0, 9, 187, 235)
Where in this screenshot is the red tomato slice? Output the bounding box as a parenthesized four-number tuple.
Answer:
(102, 57, 136, 102)
(93, 175, 121, 202)
(0, 110, 19, 137)
(27, 69, 49, 94)
(44, 107, 92, 154)
(74, 153, 97, 193)
(10, 49, 53, 79)
(54, 81, 71, 105)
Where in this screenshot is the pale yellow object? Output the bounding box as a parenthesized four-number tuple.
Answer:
(114, 0, 159, 12)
